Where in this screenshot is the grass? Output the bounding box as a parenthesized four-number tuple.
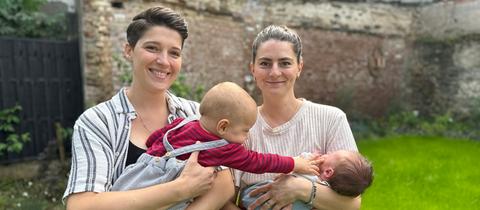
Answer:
(0, 178, 65, 210)
(0, 160, 67, 210)
(358, 135, 480, 210)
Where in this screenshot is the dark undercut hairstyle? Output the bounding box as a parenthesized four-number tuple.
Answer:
(251, 25, 303, 63)
(126, 6, 188, 48)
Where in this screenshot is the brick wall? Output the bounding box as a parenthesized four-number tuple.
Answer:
(81, 0, 480, 118)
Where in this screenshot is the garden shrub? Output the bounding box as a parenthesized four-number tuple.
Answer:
(0, 105, 30, 156)
(0, 0, 66, 39)
(351, 107, 480, 141)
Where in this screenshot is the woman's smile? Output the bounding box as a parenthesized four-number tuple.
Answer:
(148, 68, 170, 80)
(265, 80, 286, 87)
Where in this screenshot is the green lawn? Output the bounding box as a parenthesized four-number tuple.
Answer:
(358, 136, 480, 210)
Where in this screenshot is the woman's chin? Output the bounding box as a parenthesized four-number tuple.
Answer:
(145, 81, 172, 92)
(264, 91, 287, 97)
(262, 86, 288, 95)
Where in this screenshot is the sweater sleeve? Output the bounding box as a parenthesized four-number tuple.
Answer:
(199, 144, 294, 174)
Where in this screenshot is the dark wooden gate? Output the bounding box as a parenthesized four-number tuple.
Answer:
(0, 37, 83, 162)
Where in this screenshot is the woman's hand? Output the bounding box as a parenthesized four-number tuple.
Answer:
(247, 174, 307, 210)
(177, 147, 216, 198)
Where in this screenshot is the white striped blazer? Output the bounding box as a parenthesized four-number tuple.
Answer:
(63, 88, 199, 201)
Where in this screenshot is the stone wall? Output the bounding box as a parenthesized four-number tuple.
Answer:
(81, 0, 480, 118)
(82, 0, 114, 105)
(411, 0, 480, 117)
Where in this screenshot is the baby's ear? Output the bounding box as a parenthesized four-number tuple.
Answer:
(323, 168, 334, 179)
(216, 119, 230, 135)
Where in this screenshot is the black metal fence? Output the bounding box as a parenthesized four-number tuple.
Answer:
(0, 37, 83, 163)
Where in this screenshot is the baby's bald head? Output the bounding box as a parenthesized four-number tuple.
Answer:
(200, 82, 257, 127)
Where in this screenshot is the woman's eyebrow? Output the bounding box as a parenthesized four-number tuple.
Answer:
(257, 57, 272, 61)
(142, 41, 181, 51)
(279, 57, 294, 61)
(142, 41, 159, 45)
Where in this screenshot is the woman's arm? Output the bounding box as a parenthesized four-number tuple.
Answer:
(66, 150, 216, 210)
(220, 179, 242, 210)
(295, 176, 361, 210)
(247, 175, 360, 210)
(186, 169, 235, 210)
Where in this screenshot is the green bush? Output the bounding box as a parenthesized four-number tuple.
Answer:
(351, 108, 480, 141)
(113, 54, 133, 86)
(0, 105, 30, 156)
(170, 74, 205, 102)
(0, 0, 66, 39)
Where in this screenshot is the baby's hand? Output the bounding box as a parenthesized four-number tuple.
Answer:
(292, 156, 320, 175)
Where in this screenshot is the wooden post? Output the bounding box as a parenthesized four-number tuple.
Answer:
(54, 122, 66, 163)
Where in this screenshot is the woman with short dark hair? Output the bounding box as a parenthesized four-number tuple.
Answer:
(63, 6, 234, 210)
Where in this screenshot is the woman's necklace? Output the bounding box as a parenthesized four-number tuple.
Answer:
(136, 112, 154, 134)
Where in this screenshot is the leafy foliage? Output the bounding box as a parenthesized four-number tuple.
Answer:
(0, 0, 66, 39)
(170, 74, 205, 102)
(113, 54, 133, 86)
(351, 106, 480, 141)
(0, 105, 30, 156)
